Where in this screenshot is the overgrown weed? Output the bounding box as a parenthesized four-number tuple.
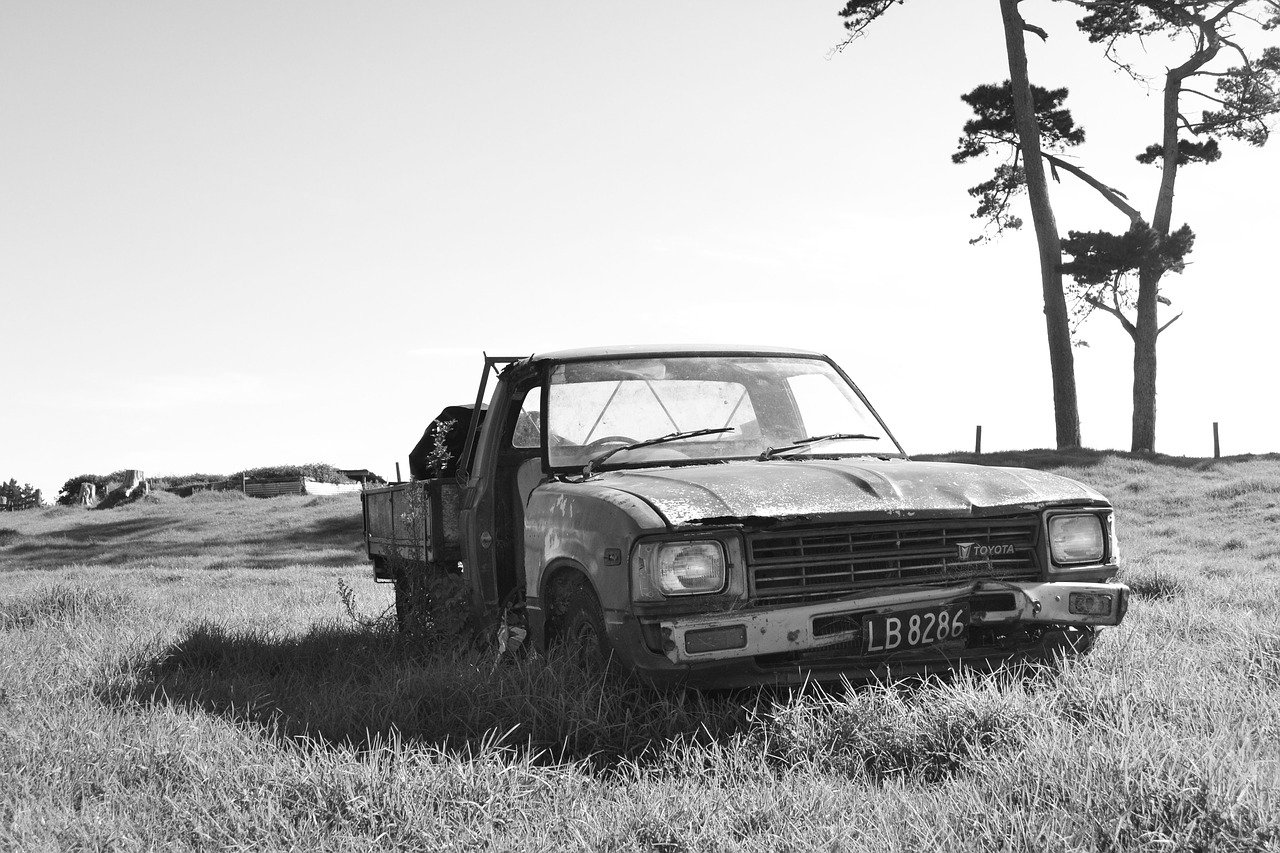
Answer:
(106, 618, 755, 766)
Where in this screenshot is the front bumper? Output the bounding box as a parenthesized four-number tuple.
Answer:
(655, 579, 1127, 667)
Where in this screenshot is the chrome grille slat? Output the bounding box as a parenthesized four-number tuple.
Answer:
(748, 516, 1040, 603)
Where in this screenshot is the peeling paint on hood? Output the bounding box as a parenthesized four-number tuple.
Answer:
(593, 458, 1106, 527)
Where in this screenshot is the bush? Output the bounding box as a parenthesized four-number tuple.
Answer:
(56, 473, 114, 506)
(231, 464, 353, 485)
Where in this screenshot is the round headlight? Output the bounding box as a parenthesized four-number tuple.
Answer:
(655, 541, 726, 595)
(1049, 514, 1105, 565)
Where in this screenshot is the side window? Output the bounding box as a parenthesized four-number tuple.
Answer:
(511, 389, 542, 448)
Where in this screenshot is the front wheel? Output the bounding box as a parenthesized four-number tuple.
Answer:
(558, 581, 612, 672)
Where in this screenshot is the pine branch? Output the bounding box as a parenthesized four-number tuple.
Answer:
(1042, 152, 1143, 223)
(1181, 87, 1233, 107)
(1218, 34, 1251, 67)
(1085, 293, 1137, 338)
(1158, 311, 1185, 334)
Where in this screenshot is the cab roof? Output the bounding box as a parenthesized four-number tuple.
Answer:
(524, 343, 826, 365)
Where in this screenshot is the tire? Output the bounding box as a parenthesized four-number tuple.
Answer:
(558, 581, 612, 672)
(394, 574, 413, 633)
(1062, 626, 1097, 657)
(1039, 626, 1097, 669)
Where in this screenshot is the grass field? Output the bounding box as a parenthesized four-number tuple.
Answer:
(2, 452, 1279, 851)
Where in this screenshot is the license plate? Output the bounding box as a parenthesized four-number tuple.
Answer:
(862, 604, 968, 654)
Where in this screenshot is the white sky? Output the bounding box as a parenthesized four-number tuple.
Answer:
(2, 1, 1276, 500)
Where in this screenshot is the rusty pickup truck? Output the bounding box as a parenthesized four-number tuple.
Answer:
(361, 345, 1128, 687)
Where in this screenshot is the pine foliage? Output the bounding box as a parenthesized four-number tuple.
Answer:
(953, 81, 1086, 240)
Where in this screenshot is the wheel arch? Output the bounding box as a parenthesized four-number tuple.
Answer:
(540, 559, 600, 643)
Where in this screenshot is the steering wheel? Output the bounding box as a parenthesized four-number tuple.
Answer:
(584, 435, 639, 449)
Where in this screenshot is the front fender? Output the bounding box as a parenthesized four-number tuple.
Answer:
(524, 480, 666, 618)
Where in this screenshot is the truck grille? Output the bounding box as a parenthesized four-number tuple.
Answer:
(747, 516, 1040, 604)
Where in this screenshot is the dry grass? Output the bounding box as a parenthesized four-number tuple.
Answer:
(2, 459, 1279, 851)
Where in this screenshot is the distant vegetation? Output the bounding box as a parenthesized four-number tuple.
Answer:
(58, 464, 354, 506)
(229, 464, 353, 485)
(0, 478, 42, 510)
(55, 471, 132, 506)
(4, 453, 1279, 850)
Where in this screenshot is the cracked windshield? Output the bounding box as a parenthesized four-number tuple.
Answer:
(543, 355, 898, 469)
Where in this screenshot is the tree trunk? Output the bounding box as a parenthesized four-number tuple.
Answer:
(1130, 268, 1160, 452)
(998, 0, 1081, 448)
(1129, 22, 1220, 453)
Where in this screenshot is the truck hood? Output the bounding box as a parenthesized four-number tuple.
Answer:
(592, 458, 1106, 527)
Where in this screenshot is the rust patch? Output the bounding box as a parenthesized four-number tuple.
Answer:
(787, 629, 801, 642)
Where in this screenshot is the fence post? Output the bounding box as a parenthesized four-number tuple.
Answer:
(1213, 422, 1221, 459)
(396, 462, 402, 483)
(974, 425, 983, 455)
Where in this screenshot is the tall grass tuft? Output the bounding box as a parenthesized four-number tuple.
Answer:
(1118, 563, 1189, 600)
(758, 676, 1037, 782)
(1204, 478, 1280, 500)
(0, 583, 133, 629)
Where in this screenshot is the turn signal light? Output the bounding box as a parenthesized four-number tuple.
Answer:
(684, 625, 747, 654)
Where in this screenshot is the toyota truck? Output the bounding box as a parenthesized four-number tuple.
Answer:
(361, 345, 1128, 688)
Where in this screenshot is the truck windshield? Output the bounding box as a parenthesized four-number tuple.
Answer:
(544, 354, 899, 470)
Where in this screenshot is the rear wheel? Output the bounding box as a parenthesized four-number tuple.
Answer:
(393, 572, 415, 632)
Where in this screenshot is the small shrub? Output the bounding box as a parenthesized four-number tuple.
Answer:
(0, 527, 19, 546)
(336, 577, 397, 634)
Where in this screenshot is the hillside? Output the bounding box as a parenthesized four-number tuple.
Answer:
(2, 454, 1279, 851)
(0, 490, 365, 572)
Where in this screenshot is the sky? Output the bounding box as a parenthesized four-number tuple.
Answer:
(2, 1, 1276, 501)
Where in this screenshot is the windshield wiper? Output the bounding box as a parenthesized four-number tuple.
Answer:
(757, 433, 881, 461)
(583, 428, 735, 476)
